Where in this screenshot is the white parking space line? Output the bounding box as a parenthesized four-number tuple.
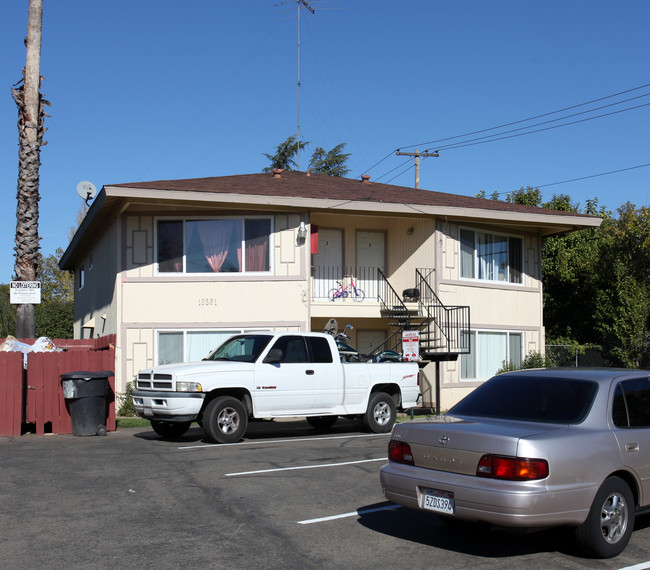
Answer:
(177, 432, 390, 450)
(619, 563, 650, 570)
(226, 457, 386, 477)
(298, 504, 403, 525)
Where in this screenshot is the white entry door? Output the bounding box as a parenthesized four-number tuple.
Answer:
(356, 230, 385, 299)
(313, 229, 343, 300)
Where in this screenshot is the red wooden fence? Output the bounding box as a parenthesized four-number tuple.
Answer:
(0, 352, 25, 437)
(0, 335, 116, 437)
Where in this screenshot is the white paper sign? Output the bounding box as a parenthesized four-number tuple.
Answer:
(10, 281, 41, 304)
(402, 330, 420, 362)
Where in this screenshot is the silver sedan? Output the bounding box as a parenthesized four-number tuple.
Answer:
(380, 368, 650, 558)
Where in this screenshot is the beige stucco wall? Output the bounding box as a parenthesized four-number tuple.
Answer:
(114, 210, 310, 390)
(312, 212, 436, 288)
(72, 204, 548, 408)
(428, 220, 545, 407)
(72, 221, 118, 339)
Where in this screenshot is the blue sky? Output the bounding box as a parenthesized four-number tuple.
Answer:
(1, 0, 649, 281)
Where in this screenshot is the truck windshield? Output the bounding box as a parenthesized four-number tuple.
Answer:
(204, 335, 273, 363)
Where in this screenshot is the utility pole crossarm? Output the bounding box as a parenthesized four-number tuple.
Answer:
(395, 149, 439, 189)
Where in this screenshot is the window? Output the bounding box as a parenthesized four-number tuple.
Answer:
(460, 228, 523, 284)
(156, 217, 272, 274)
(270, 336, 309, 363)
(204, 334, 273, 363)
(307, 336, 334, 363)
(613, 378, 650, 428)
(78, 264, 85, 290)
(450, 375, 597, 424)
(461, 330, 522, 381)
(156, 328, 269, 365)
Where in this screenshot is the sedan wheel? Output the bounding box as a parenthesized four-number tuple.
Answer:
(575, 476, 634, 558)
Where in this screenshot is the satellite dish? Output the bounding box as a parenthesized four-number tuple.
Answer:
(76, 181, 97, 204)
(323, 318, 338, 336)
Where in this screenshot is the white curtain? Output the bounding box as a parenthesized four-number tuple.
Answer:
(477, 332, 507, 380)
(187, 331, 237, 361)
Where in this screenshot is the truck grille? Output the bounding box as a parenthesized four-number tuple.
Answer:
(137, 373, 173, 390)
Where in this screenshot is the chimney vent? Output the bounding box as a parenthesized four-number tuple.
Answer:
(272, 169, 283, 178)
(361, 174, 371, 183)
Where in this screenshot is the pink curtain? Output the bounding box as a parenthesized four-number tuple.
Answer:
(195, 220, 238, 272)
(245, 237, 268, 271)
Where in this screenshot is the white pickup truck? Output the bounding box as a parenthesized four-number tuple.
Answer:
(132, 331, 420, 443)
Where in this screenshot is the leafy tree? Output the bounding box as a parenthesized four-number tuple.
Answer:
(0, 285, 17, 338)
(33, 248, 74, 338)
(476, 185, 650, 367)
(475, 189, 500, 200)
(308, 143, 351, 177)
(262, 136, 308, 172)
(263, 136, 351, 176)
(38, 247, 73, 304)
(35, 301, 73, 338)
(507, 186, 542, 207)
(591, 204, 650, 366)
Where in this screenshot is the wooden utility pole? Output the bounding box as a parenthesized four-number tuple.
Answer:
(12, 0, 45, 338)
(395, 149, 439, 189)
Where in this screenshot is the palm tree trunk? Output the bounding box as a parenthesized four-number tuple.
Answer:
(12, 0, 47, 338)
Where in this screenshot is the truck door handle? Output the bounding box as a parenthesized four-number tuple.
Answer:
(305, 370, 315, 375)
(626, 443, 639, 452)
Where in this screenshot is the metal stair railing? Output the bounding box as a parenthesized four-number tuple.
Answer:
(377, 268, 414, 329)
(415, 269, 470, 355)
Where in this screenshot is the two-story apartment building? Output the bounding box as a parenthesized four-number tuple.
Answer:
(59, 170, 600, 409)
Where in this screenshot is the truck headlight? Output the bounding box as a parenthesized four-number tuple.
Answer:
(176, 381, 202, 392)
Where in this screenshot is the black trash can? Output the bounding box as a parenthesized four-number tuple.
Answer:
(61, 371, 114, 436)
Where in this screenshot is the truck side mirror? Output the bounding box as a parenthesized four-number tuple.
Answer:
(263, 348, 283, 364)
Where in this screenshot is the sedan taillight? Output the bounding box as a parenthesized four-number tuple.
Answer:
(476, 454, 549, 481)
(388, 440, 414, 465)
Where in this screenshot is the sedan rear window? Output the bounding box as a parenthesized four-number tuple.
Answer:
(449, 374, 598, 424)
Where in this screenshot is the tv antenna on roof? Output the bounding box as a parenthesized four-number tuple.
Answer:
(275, 1, 342, 170)
(76, 180, 97, 205)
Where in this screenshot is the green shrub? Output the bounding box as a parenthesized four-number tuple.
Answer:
(496, 350, 552, 375)
(117, 380, 137, 416)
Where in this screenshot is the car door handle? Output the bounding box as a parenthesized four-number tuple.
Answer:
(626, 443, 639, 452)
(305, 370, 315, 375)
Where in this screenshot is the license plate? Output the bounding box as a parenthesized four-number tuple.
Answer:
(422, 488, 454, 514)
(143, 408, 154, 417)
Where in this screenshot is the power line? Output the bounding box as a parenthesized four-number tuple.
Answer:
(533, 163, 650, 190)
(437, 100, 650, 152)
(436, 93, 650, 151)
(398, 82, 650, 151)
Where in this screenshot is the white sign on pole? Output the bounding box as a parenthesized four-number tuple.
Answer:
(402, 330, 420, 362)
(10, 281, 41, 304)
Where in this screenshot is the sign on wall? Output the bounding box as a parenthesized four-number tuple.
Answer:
(10, 281, 41, 304)
(402, 330, 420, 362)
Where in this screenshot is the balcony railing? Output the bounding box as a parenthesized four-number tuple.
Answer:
(312, 266, 382, 302)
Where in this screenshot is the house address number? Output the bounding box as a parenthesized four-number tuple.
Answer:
(198, 298, 218, 307)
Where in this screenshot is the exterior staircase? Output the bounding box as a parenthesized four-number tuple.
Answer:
(376, 268, 470, 361)
(376, 269, 471, 413)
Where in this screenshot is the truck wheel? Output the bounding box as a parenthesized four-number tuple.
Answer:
(363, 392, 396, 433)
(203, 396, 248, 444)
(575, 476, 634, 558)
(151, 420, 191, 438)
(306, 415, 338, 430)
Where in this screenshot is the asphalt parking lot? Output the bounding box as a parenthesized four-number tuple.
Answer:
(2, 419, 650, 570)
